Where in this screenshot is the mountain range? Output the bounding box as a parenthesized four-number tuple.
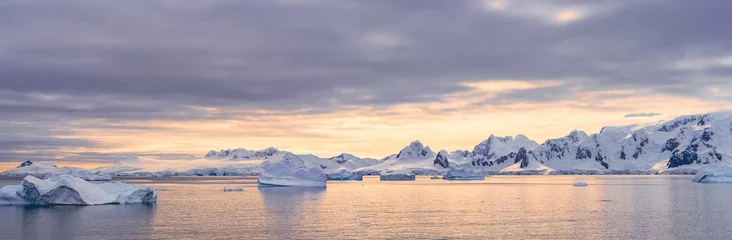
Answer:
(4, 111, 732, 177)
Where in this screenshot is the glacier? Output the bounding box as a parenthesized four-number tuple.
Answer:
(0, 174, 156, 205)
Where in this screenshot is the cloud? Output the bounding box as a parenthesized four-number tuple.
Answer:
(624, 113, 662, 118)
(0, 0, 732, 161)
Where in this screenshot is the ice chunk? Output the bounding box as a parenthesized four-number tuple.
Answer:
(0, 185, 28, 205)
(573, 182, 588, 187)
(223, 187, 244, 192)
(380, 170, 415, 181)
(443, 164, 485, 180)
(258, 153, 327, 187)
(692, 166, 732, 183)
(0, 174, 156, 205)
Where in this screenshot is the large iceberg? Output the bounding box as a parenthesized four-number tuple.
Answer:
(257, 153, 327, 187)
(0, 175, 157, 205)
(380, 170, 415, 181)
(692, 166, 732, 183)
(443, 163, 485, 180)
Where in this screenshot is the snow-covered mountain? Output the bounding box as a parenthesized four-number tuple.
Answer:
(352, 140, 447, 175)
(1, 161, 111, 181)
(5, 111, 732, 178)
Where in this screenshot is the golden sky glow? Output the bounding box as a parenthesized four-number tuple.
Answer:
(41, 80, 732, 166)
(556, 9, 580, 22)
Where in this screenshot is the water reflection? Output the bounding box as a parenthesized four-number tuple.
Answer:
(0, 204, 156, 240)
(259, 187, 325, 239)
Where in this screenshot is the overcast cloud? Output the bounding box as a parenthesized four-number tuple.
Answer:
(1, 0, 731, 161)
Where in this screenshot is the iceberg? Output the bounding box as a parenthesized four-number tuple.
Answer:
(380, 170, 415, 181)
(223, 187, 244, 192)
(692, 166, 732, 183)
(443, 163, 485, 180)
(0, 185, 27, 205)
(573, 182, 588, 187)
(257, 153, 327, 187)
(0, 174, 157, 205)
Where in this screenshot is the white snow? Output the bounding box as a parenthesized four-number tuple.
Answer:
(1, 161, 112, 181)
(0, 174, 156, 205)
(257, 153, 327, 187)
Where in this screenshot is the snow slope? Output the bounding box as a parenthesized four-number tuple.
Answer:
(353, 140, 447, 176)
(1, 161, 111, 181)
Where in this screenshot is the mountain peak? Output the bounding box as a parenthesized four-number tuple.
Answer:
(396, 140, 435, 160)
(17, 160, 34, 168)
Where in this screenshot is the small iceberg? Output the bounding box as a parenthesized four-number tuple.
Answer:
(257, 153, 327, 187)
(379, 170, 415, 181)
(443, 164, 485, 180)
(223, 187, 244, 192)
(692, 166, 732, 183)
(0, 174, 156, 205)
(573, 182, 588, 187)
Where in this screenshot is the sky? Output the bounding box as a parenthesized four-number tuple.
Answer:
(1, 0, 732, 166)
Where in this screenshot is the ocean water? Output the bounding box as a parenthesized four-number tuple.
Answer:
(2, 175, 732, 240)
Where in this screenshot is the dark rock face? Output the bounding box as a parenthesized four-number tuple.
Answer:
(515, 148, 529, 168)
(576, 147, 592, 159)
(433, 152, 450, 168)
(663, 138, 680, 152)
(668, 149, 698, 168)
(595, 154, 609, 169)
(658, 115, 700, 132)
(17, 160, 34, 168)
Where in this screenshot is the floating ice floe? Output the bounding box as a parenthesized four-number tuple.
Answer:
(692, 166, 732, 183)
(443, 163, 485, 180)
(0, 174, 156, 205)
(573, 182, 589, 187)
(223, 187, 244, 192)
(257, 153, 327, 187)
(380, 170, 416, 181)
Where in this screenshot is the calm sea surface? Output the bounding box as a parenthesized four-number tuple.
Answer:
(1, 175, 732, 240)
